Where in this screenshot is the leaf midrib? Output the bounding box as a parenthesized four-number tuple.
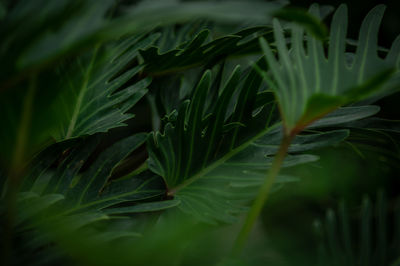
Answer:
(65, 45, 100, 139)
(62, 175, 162, 216)
(169, 122, 281, 195)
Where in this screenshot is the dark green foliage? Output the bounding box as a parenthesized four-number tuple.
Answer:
(315, 192, 400, 266)
(0, 1, 399, 265)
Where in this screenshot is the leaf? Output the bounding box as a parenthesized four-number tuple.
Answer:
(50, 34, 159, 141)
(317, 192, 400, 266)
(0, 0, 108, 85)
(273, 7, 328, 39)
(103, 199, 181, 215)
(260, 4, 400, 134)
(147, 64, 268, 190)
(9, 134, 169, 230)
(0, 33, 160, 166)
(148, 66, 353, 224)
(252, 129, 349, 154)
(0, 0, 287, 163)
(107, 0, 288, 41)
(309, 105, 380, 128)
(1, 132, 185, 265)
(297, 94, 346, 131)
(15, 193, 65, 225)
(140, 26, 275, 76)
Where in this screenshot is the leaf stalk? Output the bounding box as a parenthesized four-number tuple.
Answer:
(232, 132, 294, 255)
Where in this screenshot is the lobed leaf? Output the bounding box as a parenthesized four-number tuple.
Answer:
(260, 4, 400, 134)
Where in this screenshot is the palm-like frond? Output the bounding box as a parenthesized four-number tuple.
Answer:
(260, 4, 400, 135)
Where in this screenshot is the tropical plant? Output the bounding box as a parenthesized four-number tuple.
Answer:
(0, 1, 399, 265)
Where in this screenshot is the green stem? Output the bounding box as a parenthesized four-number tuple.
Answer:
(232, 133, 293, 254)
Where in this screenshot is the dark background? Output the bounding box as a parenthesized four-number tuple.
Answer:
(253, 1, 400, 265)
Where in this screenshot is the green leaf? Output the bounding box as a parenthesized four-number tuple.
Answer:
(0, 0, 286, 162)
(12, 134, 166, 225)
(260, 4, 400, 134)
(1, 133, 180, 266)
(309, 105, 380, 128)
(103, 200, 181, 215)
(252, 129, 349, 153)
(297, 94, 346, 132)
(15, 193, 64, 226)
(140, 26, 275, 75)
(148, 66, 353, 224)
(50, 34, 159, 140)
(0, 33, 159, 165)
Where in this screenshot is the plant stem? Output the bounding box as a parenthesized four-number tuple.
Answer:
(232, 133, 293, 255)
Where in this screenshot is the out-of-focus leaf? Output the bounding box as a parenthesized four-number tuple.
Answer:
(316, 192, 400, 266)
(273, 7, 328, 39)
(0, 0, 287, 89)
